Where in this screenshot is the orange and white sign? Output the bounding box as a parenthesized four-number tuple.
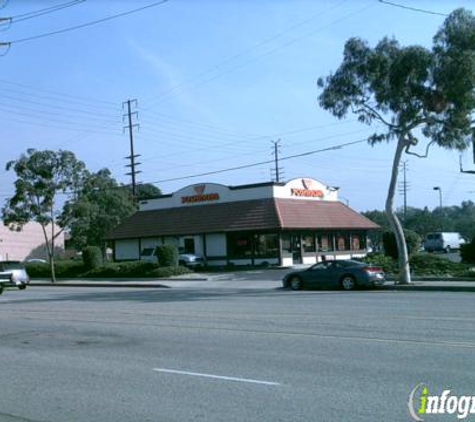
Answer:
(181, 184, 220, 204)
(291, 179, 324, 198)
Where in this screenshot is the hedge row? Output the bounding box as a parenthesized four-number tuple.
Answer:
(25, 260, 192, 279)
(363, 253, 471, 277)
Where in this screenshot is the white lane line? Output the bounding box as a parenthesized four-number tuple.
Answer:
(153, 368, 281, 386)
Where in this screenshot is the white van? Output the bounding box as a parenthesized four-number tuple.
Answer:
(424, 232, 466, 253)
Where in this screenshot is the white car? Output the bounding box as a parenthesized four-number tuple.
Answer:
(0, 261, 30, 294)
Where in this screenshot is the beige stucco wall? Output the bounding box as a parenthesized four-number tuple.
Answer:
(0, 222, 65, 261)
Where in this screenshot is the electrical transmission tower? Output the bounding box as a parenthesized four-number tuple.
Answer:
(123, 99, 141, 201)
(398, 160, 410, 221)
(271, 139, 284, 182)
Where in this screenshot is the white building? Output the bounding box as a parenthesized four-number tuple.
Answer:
(106, 177, 379, 267)
(0, 222, 64, 261)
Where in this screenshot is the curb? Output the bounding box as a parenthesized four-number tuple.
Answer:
(382, 284, 475, 293)
(30, 282, 170, 288)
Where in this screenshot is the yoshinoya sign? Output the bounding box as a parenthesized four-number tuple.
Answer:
(181, 184, 220, 204)
(290, 178, 324, 198)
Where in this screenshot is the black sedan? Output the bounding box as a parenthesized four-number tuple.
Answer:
(282, 259, 385, 291)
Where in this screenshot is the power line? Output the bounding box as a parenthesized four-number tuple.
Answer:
(6, 0, 169, 45)
(0, 0, 85, 26)
(142, 0, 349, 107)
(0, 78, 118, 107)
(378, 0, 448, 17)
(149, 138, 368, 185)
(142, 1, 374, 109)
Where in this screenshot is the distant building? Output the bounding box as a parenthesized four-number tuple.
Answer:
(105, 177, 379, 267)
(0, 222, 65, 261)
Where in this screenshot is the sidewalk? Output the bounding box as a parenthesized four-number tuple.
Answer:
(28, 276, 475, 292)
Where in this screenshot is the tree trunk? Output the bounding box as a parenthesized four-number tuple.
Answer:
(41, 222, 56, 284)
(385, 136, 411, 284)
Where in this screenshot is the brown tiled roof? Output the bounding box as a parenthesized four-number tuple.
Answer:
(275, 198, 379, 230)
(104, 198, 378, 240)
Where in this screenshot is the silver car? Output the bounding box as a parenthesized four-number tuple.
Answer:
(0, 261, 30, 294)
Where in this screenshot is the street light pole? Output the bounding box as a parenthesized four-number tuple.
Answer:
(433, 186, 442, 209)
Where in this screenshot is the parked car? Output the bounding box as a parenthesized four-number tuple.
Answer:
(0, 261, 30, 294)
(423, 232, 466, 253)
(179, 253, 205, 268)
(25, 258, 47, 264)
(282, 259, 385, 291)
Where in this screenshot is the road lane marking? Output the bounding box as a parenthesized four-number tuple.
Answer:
(152, 368, 281, 386)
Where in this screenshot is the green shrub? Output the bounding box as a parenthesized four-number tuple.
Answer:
(83, 261, 158, 278)
(54, 261, 85, 277)
(146, 265, 192, 278)
(24, 262, 51, 277)
(361, 253, 397, 275)
(155, 245, 178, 267)
(382, 229, 421, 259)
(82, 246, 103, 270)
(26, 260, 85, 278)
(409, 254, 466, 276)
(461, 237, 475, 264)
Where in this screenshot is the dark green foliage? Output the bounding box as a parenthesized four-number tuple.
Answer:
(409, 254, 466, 276)
(319, 9, 475, 283)
(25, 261, 84, 278)
(64, 169, 136, 251)
(382, 230, 421, 259)
(146, 266, 192, 278)
(82, 246, 103, 270)
(461, 237, 475, 264)
(155, 245, 178, 267)
(26, 260, 191, 279)
(79, 262, 191, 278)
(135, 183, 162, 201)
(83, 261, 157, 278)
(362, 252, 468, 277)
(362, 253, 398, 275)
(3, 149, 87, 282)
(24, 262, 51, 278)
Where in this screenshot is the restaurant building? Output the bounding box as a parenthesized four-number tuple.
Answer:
(105, 177, 379, 266)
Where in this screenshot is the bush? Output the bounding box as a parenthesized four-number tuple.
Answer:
(82, 246, 103, 270)
(361, 253, 397, 275)
(24, 261, 51, 278)
(26, 260, 85, 278)
(155, 245, 178, 267)
(83, 261, 158, 278)
(461, 237, 475, 264)
(382, 229, 421, 260)
(409, 254, 466, 276)
(146, 266, 192, 278)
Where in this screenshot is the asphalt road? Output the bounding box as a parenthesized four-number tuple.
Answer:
(1, 284, 474, 422)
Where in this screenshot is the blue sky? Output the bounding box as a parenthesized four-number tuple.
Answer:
(1, 0, 475, 212)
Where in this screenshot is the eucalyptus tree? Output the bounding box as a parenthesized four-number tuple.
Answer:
(63, 168, 137, 253)
(2, 149, 86, 282)
(318, 9, 475, 284)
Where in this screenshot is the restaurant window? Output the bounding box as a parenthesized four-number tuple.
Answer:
(302, 233, 316, 253)
(335, 232, 349, 251)
(351, 233, 366, 251)
(317, 233, 332, 252)
(227, 233, 253, 258)
(281, 233, 291, 254)
(254, 234, 279, 257)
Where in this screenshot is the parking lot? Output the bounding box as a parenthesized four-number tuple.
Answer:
(1, 282, 475, 422)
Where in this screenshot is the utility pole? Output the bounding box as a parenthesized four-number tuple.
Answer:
(271, 139, 284, 182)
(123, 99, 141, 201)
(398, 161, 409, 221)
